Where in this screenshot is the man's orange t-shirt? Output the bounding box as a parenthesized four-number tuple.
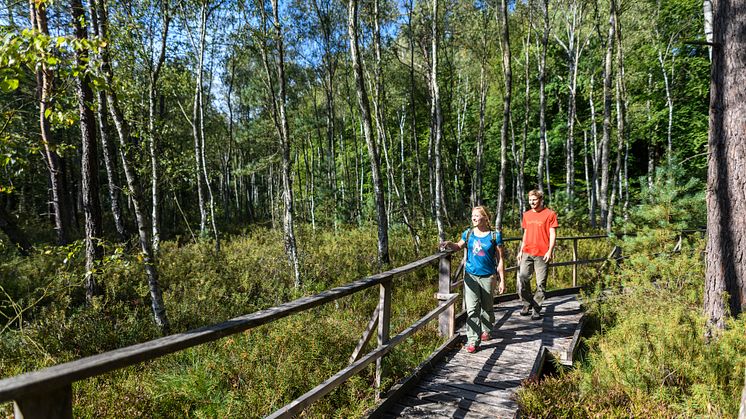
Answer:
(521, 207, 559, 257)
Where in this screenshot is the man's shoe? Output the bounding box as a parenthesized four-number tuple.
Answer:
(520, 307, 531, 316)
(465, 343, 477, 353)
(480, 331, 490, 341)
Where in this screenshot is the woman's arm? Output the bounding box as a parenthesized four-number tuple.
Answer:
(495, 245, 506, 294)
(439, 238, 466, 252)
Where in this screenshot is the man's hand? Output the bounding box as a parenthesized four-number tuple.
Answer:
(542, 249, 553, 262)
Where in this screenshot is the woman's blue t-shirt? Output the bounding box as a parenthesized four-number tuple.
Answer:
(461, 229, 503, 276)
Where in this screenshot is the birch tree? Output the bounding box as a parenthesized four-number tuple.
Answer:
(348, 0, 390, 264)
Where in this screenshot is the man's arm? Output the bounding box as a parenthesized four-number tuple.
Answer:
(543, 227, 557, 262)
(517, 229, 527, 262)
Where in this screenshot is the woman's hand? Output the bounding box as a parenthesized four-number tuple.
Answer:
(498, 279, 505, 294)
(439, 241, 455, 252)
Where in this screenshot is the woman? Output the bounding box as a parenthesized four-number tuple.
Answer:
(440, 206, 506, 353)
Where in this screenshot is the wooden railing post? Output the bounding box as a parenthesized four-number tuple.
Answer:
(438, 253, 454, 338)
(375, 278, 392, 393)
(14, 385, 72, 419)
(572, 238, 578, 287)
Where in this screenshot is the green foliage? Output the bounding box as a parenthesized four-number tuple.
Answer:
(518, 235, 746, 418)
(0, 226, 448, 417)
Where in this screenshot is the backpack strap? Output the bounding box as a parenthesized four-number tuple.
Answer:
(464, 227, 473, 266)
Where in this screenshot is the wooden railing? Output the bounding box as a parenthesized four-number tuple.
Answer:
(450, 233, 615, 290)
(0, 252, 459, 419)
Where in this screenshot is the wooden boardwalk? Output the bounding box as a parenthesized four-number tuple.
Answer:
(379, 293, 584, 418)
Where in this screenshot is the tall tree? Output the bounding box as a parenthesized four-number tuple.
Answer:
(30, 0, 73, 245)
(495, 0, 511, 228)
(554, 0, 590, 210)
(535, 0, 551, 196)
(429, 0, 445, 241)
(270, 0, 301, 286)
(89, 0, 127, 241)
(71, 0, 104, 302)
(348, 0, 390, 265)
(147, 0, 171, 253)
(704, 0, 746, 333)
(96, 0, 169, 332)
(599, 0, 616, 228)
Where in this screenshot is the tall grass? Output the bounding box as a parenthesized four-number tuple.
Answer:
(0, 224, 454, 416)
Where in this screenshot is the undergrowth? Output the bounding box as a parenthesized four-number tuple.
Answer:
(0, 221, 616, 417)
(518, 168, 744, 418)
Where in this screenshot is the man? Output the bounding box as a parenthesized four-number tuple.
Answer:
(517, 189, 558, 320)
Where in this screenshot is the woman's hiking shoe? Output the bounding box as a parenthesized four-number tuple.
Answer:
(465, 343, 477, 353)
(480, 331, 490, 342)
(520, 306, 531, 316)
(531, 311, 542, 320)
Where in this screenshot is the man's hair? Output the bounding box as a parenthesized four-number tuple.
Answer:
(528, 189, 544, 200)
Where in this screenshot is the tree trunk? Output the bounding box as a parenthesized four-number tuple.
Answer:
(536, 0, 550, 196)
(265, 0, 301, 286)
(0, 205, 31, 256)
(193, 3, 211, 240)
(589, 73, 600, 227)
(96, 0, 169, 333)
(89, 0, 126, 242)
(408, 0, 424, 215)
(30, 0, 72, 245)
(703, 0, 713, 60)
(475, 60, 486, 206)
(704, 0, 746, 334)
(71, 0, 104, 302)
(599, 0, 615, 228)
(348, 0, 390, 265)
(429, 0, 445, 241)
(372, 0, 419, 253)
(495, 0, 511, 229)
(148, 4, 170, 254)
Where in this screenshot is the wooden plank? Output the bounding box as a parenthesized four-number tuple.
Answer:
(368, 332, 462, 418)
(350, 306, 380, 364)
(377, 279, 393, 390)
(431, 363, 532, 382)
(438, 254, 454, 337)
(0, 253, 444, 402)
(424, 371, 525, 393)
(401, 392, 514, 418)
(266, 294, 458, 419)
(410, 382, 517, 411)
(13, 384, 72, 419)
(392, 398, 470, 418)
(383, 293, 586, 418)
(572, 238, 578, 286)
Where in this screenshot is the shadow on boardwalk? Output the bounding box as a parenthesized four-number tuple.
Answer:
(377, 293, 584, 419)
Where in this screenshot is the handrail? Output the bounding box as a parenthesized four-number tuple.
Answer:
(449, 233, 614, 290)
(0, 252, 453, 418)
(267, 294, 458, 418)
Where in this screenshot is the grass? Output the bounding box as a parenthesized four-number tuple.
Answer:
(0, 224, 455, 417)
